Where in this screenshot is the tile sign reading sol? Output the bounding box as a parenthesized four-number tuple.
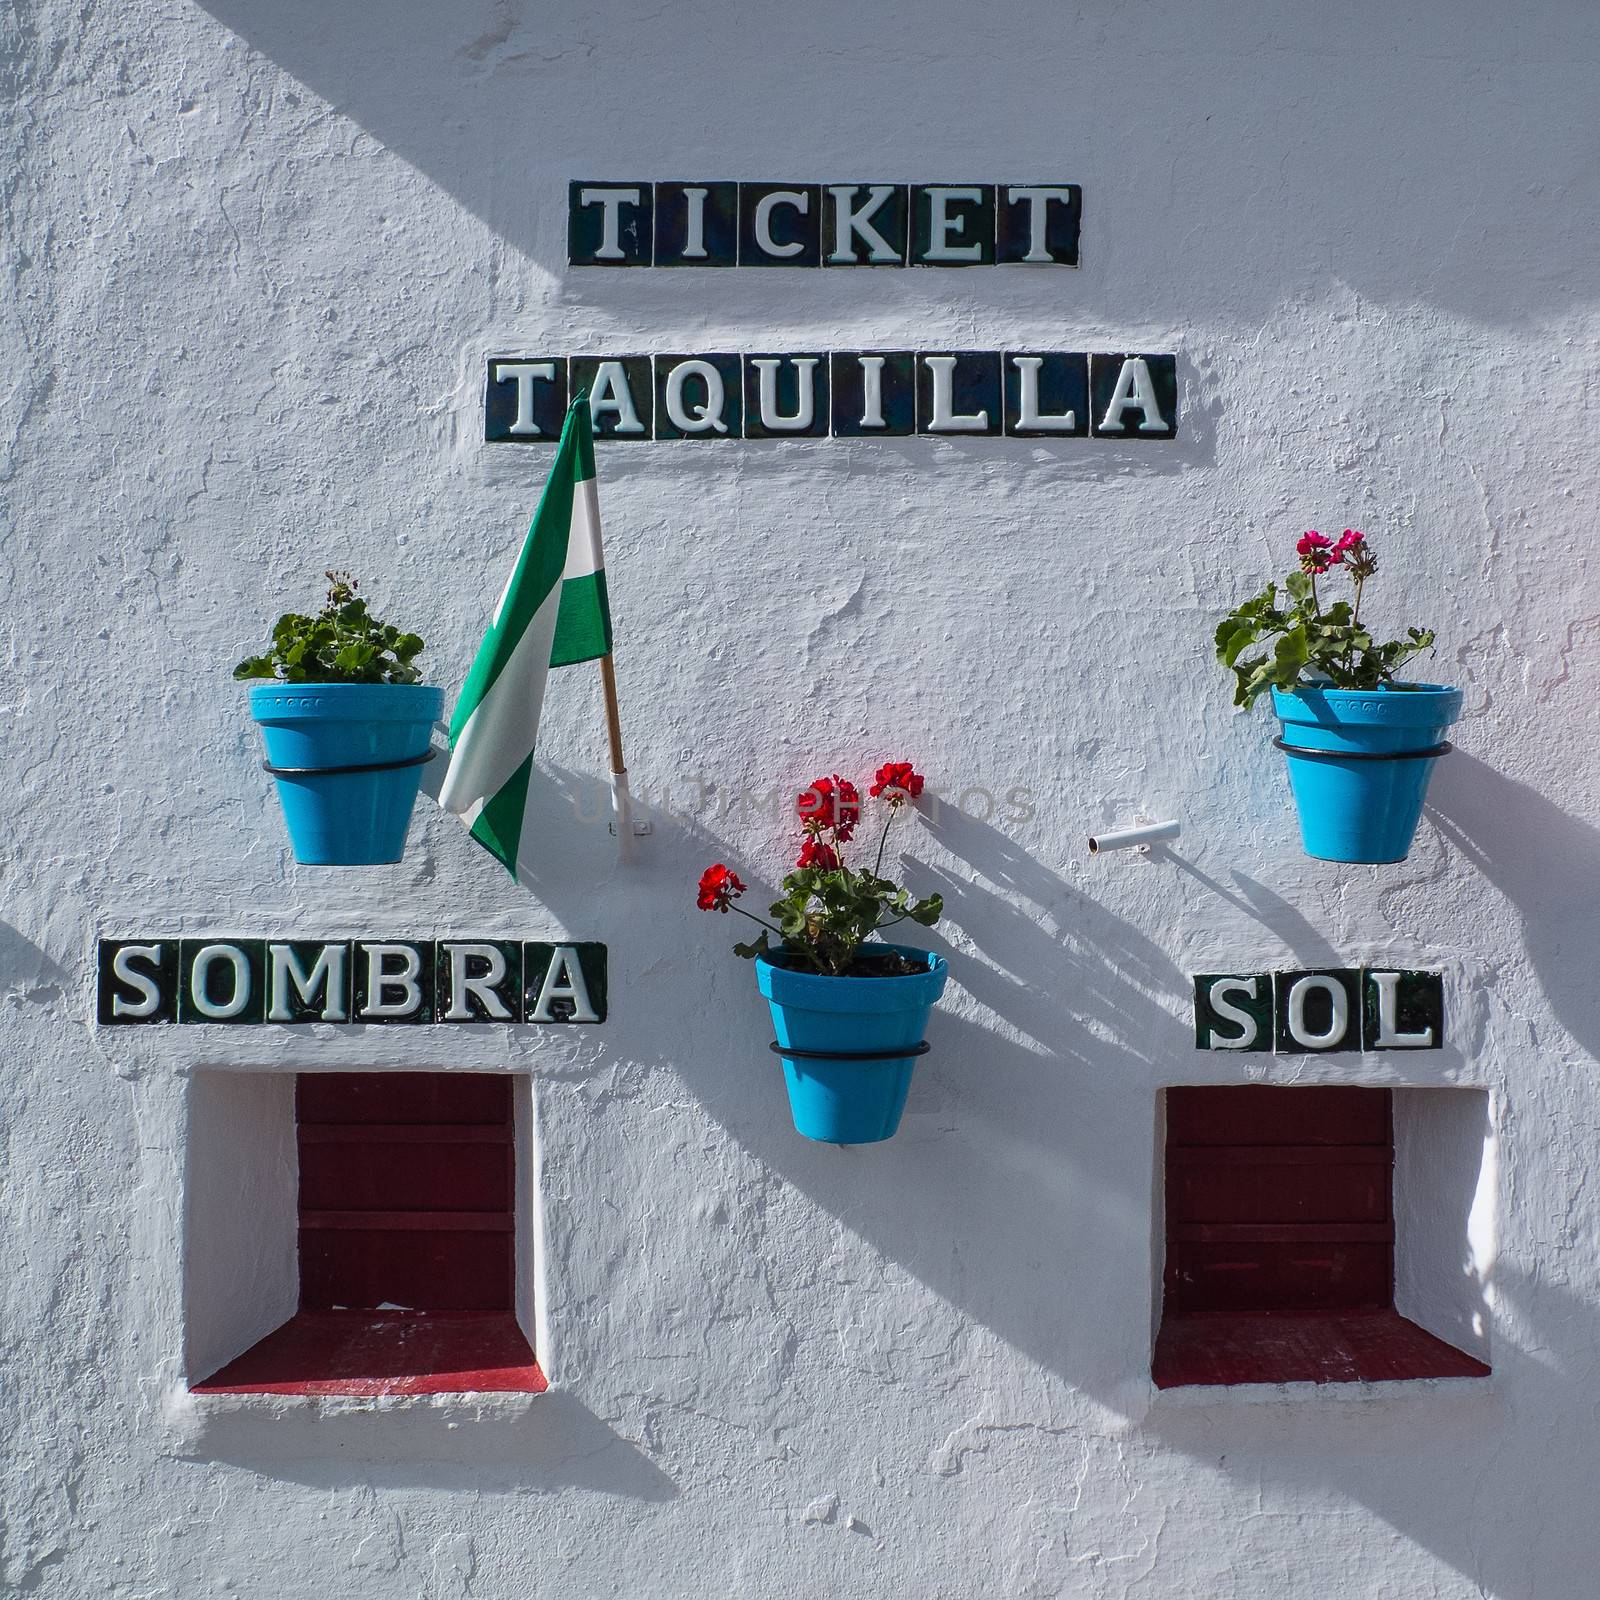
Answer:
(97, 939, 607, 1026)
(482, 179, 1180, 445)
(1194, 969, 1443, 1053)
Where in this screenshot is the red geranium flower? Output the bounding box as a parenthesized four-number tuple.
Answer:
(696, 863, 746, 912)
(1333, 528, 1364, 555)
(796, 774, 860, 840)
(869, 761, 925, 806)
(797, 837, 839, 871)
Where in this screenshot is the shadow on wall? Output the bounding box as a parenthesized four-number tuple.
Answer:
(503, 766, 1600, 1600)
(183, 1387, 679, 1499)
(516, 765, 1189, 1408)
(187, 0, 1598, 327)
(1427, 752, 1600, 1062)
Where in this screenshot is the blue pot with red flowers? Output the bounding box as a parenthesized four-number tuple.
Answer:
(696, 763, 949, 1145)
(1216, 529, 1458, 864)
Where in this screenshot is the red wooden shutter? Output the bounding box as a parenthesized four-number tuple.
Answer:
(297, 1072, 514, 1313)
(1164, 1085, 1393, 1315)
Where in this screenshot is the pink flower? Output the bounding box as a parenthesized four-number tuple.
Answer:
(1297, 530, 1337, 575)
(1333, 528, 1365, 555)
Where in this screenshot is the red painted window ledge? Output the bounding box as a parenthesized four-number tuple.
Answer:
(191, 1310, 547, 1397)
(1153, 1308, 1490, 1390)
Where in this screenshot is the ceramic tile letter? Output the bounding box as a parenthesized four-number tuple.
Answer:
(830, 352, 915, 437)
(437, 941, 524, 1023)
(737, 183, 822, 267)
(910, 185, 996, 266)
(179, 939, 266, 1025)
(352, 940, 434, 1024)
(1003, 352, 1088, 437)
(654, 181, 737, 267)
(997, 185, 1082, 265)
(1090, 353, 1178, 440)
(1193, 974, 1272, 1051)
(97, 939, 180, 1025)
(485, 358, 568, 442)
(570, 356, 654, 441)
(654, 355, 743, 440)
(265, 941, 352, 1024)
(1274, 968, 1360, 1053)
(916, 352, 1002, 435)
(568, 181, 652, 265)
(524, 942, 608, 1023)
(1362, 969, 1444, 1051)
(743, 355, 829, 440)
(822, 184, 908, 265)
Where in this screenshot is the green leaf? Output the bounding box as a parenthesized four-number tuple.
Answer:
(732, 932, 770, 960)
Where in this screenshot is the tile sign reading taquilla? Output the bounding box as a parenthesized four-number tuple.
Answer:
(483, 180, 1181, 445)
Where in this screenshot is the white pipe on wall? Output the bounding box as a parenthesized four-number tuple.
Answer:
(1087, 819, 1182, 855)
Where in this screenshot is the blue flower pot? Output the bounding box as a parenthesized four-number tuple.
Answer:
(1271, 683, 1462, 864)
(248, 682, 443, 866)
(756, 944, 949, 1145)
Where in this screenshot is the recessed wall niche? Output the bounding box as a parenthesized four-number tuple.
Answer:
(185, 1068, 545, 1397)
(1153, 1085, 1493, 1389)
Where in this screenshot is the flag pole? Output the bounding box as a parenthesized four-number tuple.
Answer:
(599, 651, 636, 861)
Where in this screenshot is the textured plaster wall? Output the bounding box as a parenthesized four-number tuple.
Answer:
(2, 1, 1599, 1595)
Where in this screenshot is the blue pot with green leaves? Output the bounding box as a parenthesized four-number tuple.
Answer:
(1271, 683, 1461, 863)
(757, 944, 948, 1144)
(236, 573, 435, 867)
(249, 681, 442, 865)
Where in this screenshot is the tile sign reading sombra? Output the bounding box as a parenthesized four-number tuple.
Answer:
(97, 939, 607, 1026)
(1194, 969, 1444, 1053)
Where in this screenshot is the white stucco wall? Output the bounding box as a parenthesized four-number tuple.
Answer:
(3, 1, 1599, 1595)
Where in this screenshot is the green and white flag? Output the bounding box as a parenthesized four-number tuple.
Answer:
(439, 398, 615, 873)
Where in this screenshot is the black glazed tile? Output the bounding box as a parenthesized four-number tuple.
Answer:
(654, 354, 743, 439)
(1363, 969, 1444, 1051)
(568, 180, 652, 265)
(1003, 352, 1089, 436)
(265, 940, 352, 1024)
(97, 939, 179, 1025)
(1192, 973, 1272, 1052)
(910, 185, 995, 266)
(524, 942, 608, 1023)
(830, 352, 915, 436)
(742, 354, 829, 439)
(997, 184, 1082, 265)
(570, 355, 654, 440)
(915, 351, 1002, 435)
(654, 181, 737, 266)
(485, 357, 568, 442)
(1089, 352, 1178, 440)
(351, 940, 434, 1024)
(821, 183, 908, 265)
(1274, 968, 1361, 1053)
(178, 938, 266, 1025)
(737, 183, 822, 266)
(437, 940, 524, 1023)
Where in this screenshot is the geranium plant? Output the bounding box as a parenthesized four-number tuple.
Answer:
(234, 571, 425, 685)
(697, 762, 943, 978)
(1215, 531, 1436, 708)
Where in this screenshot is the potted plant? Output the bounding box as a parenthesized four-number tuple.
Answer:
(235, 571, 441, 866)
(1215, 530, 1460, 863)
(696, 763, 947, 1144)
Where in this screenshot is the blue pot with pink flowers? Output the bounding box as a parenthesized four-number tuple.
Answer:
(1271, 682, 1461, 863)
